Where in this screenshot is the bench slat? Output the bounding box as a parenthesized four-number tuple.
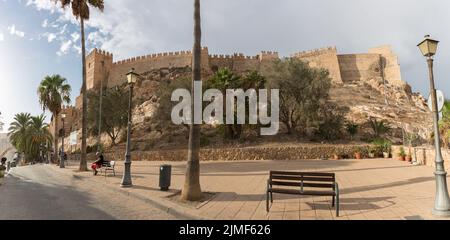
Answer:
(270, 171, 334, 177)
(269, 188, 336, 196)
(271, 175, 334, 182)
(270, 181, 334, 188)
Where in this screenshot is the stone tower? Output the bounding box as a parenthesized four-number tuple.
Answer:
(86, 49, 113, 91)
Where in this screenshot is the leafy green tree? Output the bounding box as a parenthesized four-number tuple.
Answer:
(154, 77, 192, 135)
(57, 0, 105, 171)
(267, 58, 332, 135)
(87, 87, 128, 146)
(37, 74, 71, 163)
(315, 104, 346, 141)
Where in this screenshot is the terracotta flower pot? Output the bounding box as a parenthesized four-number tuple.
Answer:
(354, 152, 362, 159)
(397, 156, 405, 161)
(406, 156, 412, 162)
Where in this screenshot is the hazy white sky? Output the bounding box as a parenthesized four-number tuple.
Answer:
(1, 0, 450, 132)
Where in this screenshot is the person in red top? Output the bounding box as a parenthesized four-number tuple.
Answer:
(91, 152, 105, 176)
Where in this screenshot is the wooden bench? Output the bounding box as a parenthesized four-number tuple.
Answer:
(266, 171, 340, 217)
(99, 161, 116, 177)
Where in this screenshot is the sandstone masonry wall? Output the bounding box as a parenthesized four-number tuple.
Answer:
(292, 47, 343, 84)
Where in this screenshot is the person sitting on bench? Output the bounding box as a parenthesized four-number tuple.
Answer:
(91, 152, 106, 176)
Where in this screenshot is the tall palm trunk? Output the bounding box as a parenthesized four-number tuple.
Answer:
(79, 17, 88, 171)
(53, 114, 58, 163)
(181, 0, 202, 201)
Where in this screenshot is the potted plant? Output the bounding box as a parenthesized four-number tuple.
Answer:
(368, 146, 376, 158)
(397, 147, 406, 161)
(354, 147, 363, 159)
(382, 140, 392, 159)
(405, 132, 418, 163)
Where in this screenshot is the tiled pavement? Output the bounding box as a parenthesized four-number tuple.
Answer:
(57, 158, 450, 220)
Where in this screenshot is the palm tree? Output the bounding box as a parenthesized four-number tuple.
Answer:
(26, 115, 53, 162)
(8, 113, 31, 161)
(38, 74, 71, 163)
(181, 0, 203, 201)
(57, 0, 105, 171)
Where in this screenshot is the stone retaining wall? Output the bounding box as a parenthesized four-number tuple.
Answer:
(68, 144, 371, 162)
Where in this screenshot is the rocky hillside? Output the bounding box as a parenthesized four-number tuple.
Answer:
(101, 66, 432, 154)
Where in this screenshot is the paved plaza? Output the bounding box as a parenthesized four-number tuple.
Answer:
(42, 159, 450, 220)
(15, 157, 445, 220)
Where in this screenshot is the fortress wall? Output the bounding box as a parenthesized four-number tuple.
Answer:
(368, 46, 403, 87)
(232, 54, 260, 73)
(337, 53, 381, 83)
(259, 51, 280, 76)
(108, 51, 193, 88)
(209, 55, 234, 71)
(292, 47, 343, 83)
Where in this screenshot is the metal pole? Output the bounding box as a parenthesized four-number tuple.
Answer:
(97, 61, 104, 153)
(120, 83, 134, 187)
(60, 118, 65, 168)
(427, 57, 450, 216)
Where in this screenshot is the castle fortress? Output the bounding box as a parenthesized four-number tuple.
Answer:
(80, 45, 403, 98)
(64, 45, 405, 146)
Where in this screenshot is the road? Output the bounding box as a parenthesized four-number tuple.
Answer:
(0, 164, 176, 220)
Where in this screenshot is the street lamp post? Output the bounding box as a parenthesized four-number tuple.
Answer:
(60, 113, 66, 168)
(120, 68, 139, 188)
(418, 35, 450, 216)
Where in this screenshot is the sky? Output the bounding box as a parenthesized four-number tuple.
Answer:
(0, 0, 449, 132)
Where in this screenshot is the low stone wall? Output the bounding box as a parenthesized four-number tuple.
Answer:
(392, 145, 450, 167)
(69, 144, 371, 162)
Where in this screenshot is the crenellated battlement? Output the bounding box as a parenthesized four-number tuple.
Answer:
(209, 53, 259, 60)
(113, 50, 193, 66)
(291, 46, 337, 58)
(90, 48, 113, 57)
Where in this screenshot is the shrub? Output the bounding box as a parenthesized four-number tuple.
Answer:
(345, 122, 359, 140)
(371, 138, 392, 153)
(398, 147, 406, 157)
(200, 136, 211, 147)
(369, 118, 391, 138)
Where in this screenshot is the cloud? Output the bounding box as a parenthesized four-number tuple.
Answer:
(24, 0, 450, 95)
(0, 33, 4, 42)
(42, 19, 48, 28)
(7, 25, 25, 38)
(57, 39, 72, 56)
(46, 33, 56, 42)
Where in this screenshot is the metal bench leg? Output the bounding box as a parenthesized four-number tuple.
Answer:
(270, 192, 273, 203)
(266, 191, 270, 212)
(332, 196, 335, 207)
(335, 183, 340, 217)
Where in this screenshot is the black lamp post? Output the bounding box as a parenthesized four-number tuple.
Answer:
(120, 68, 139, 188)
(418, 35, 450, 216)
